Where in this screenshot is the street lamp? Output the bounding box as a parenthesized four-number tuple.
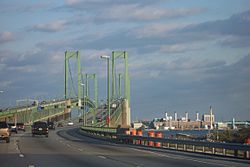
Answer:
(100, 55, 111, 127)
(80, 83, 86, 126)
(0, 91, 3, 110)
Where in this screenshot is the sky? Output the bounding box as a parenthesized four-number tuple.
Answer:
(0, 0, 250, 122)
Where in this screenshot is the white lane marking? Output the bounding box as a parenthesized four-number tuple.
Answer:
(19, 154, 24, 158)
(28, 165, 35, 167)
(78, 148, 83, 152)
(129, 148, 236, 167)
(98, 155, 107, 159)
(66, 144, 71, 147)
(130, 148, 170, 158)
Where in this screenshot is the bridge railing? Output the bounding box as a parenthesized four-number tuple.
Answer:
(80, 127, 250, 159)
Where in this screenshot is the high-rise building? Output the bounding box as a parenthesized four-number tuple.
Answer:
(202, 106, 215, 129)
(196, 112, 200, 121)
(174, 112, 177, 121)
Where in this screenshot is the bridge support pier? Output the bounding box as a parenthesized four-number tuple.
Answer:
(121, 99, 130, 127)
(245, 151, 250, 159)
(64, 99, 71, 120)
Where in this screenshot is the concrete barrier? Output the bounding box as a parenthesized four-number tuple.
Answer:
(155, 132, 163, 147)
(148, 131, 155, 146)
(136, 130, 143, 145)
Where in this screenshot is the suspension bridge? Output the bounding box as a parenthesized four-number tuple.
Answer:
(0, 50, 131, 128)
(1, 51, 249, 167)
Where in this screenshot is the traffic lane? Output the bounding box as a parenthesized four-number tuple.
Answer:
(0, 131, 29, 167)
(3, 127, 248, 167)
(16, 131, 110, 167)
(14, 127, 148, 167)
(14, 128, 201, 167)
(64, 128, 250, 167)
(57, 128, 241, 167)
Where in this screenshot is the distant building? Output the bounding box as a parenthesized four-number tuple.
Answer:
(149, 106, 220, 130)
(216, 122, 228, 130)
(131, 122, 143, 129)
(202, 114, 215, 122)
(202, 106, 215, 129)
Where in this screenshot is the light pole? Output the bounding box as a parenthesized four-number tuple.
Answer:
(100, 55, 110, 127)
(0, 91, 3, 111)
(81, 83, 85, 126)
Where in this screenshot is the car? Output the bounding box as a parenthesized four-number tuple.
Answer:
(32, 121, 48, 137)
(0, 122, 10, 143)
(96, 116, 102, 122)
(8, 123, 17, 134)
(67, 121, 74, 126)
(47, 121, 55, 130)
(17, 123, 25, 132)
(40, 100, 46, 104)
(32, 101, 38, 106)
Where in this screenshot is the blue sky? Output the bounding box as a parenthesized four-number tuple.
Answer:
(0, 0, 250, 121)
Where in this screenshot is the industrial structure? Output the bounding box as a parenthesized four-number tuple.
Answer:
(151, 106, 216, 130)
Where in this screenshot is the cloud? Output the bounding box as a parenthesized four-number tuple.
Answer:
(99, 5, 204, 22)
(219, 36, 250, 48)
(172, 10, 250, 49)
(76, 10, 250, 54)
(131, 54, 250, 120)
(0, 80, 12, 88)
(64, 0, 163, 9)
(181, 10, 250, 38)
(159, 43, 203, 53)
(65, 0, 81, 5)
(61, 0, 204, 23)
(133, 23, 186, 38)
(29, 20, 68, 32)
(0, 2, 51, 13)
(0, 31, 15, 43)
(129, 55, 226, 79)
(8, 65, 37, 73)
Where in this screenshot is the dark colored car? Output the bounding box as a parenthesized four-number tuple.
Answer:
(47, 122, 55, 130)
(8, 123, 17, 134)
(96, 116, 102, 122)
(17, 123, 25, 132)
(32, 121, 48, 137)
(0, 122, 10, 143)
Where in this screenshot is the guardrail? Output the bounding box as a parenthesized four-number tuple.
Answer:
(81, 126, 117, 138)
(80, 127, 250, 159)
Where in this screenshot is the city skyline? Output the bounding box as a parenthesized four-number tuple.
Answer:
(0, 0, 250, 121)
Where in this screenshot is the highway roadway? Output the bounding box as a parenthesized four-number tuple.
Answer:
(0, 125, 249, 167)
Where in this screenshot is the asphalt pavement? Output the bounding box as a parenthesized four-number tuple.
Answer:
(0, 124, 249, 167)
